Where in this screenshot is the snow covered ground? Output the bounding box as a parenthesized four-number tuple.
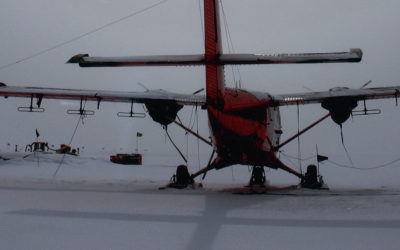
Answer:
(0, 151, 400, 250)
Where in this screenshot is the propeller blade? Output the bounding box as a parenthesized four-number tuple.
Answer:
(360, 80, 372, 89)
(137, 82, 150, 91)
(192, 88, 204, 95)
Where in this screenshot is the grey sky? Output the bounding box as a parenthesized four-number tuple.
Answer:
(1, 0, 400, 176)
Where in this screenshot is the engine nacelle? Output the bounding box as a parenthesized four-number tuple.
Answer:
(145, 100, 183, 126)
(321, 97, 358, 125)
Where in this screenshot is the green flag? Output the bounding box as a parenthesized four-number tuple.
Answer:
(136, 132, 143, 137)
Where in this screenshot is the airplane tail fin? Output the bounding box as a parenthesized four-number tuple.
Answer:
(204, 0, 225, 109)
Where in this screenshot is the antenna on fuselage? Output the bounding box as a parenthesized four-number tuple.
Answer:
(137, 82, 150, 91)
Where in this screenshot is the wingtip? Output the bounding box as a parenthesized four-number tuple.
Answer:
(67, 54, 89, 63)
(350, 48, 363, 60)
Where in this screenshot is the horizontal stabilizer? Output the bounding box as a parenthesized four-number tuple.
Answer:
(68, 54, 206, 67)
(68, 49, 362, 67)
(219, 49, 362, 65)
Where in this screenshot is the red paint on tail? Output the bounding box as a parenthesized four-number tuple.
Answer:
(200, 0, 301, 178)
(204, 0, 224, 108)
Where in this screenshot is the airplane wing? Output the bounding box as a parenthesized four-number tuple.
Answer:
(272, 84, 400, 127)
(273, 86, 400, 106)
(68, 49, 362, 67)
(0, 84, 206, 106)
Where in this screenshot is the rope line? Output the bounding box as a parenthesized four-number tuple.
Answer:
(197, 0, 204, 39)
(0, 0, 168, 71)
(220, 0, 242, 89)
(280, 152, 400, 171)
(327, 159, 400, 171)
(53, 100, 88, 178)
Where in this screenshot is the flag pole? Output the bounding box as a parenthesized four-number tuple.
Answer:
(316, 144, 319, 176)
(135, 132, 143, 153)
(136, 133, 138, 153)
(35, 129, 40, 155)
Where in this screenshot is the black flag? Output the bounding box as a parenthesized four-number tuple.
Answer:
(317, 154, 328, 162)
(35, 129, 40, 138)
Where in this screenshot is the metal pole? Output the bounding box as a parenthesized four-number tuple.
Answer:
(316, 144, 320, 176)
(136, 134, 138, 153)
(297, 103, 302, 174)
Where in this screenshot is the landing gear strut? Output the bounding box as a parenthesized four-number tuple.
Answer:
(248, 166, 266, 186)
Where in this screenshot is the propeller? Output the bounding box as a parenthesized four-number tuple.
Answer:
(137, 82, 150, 91)
(360, 80, 372, 89)
(192, 88, 204, 95)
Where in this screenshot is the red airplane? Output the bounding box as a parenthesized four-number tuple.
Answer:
(1, 0, 399, 189)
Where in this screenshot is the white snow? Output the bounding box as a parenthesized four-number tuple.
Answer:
(0, 152, 400, 250)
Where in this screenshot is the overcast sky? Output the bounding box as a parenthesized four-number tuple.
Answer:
(1, 0, 400, 177)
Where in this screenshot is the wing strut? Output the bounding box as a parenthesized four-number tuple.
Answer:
(173, 120, 212, 146)
(189, 150, 217, 180)
(274, 113, 331, 150)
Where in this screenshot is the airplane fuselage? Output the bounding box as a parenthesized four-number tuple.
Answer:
(207, 88, 283, 169)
